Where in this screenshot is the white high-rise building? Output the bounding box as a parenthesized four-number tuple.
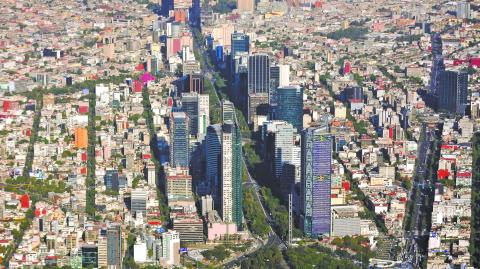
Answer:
(274, 122, 296, 178)
(456, 1, 471, 19)
(147, 163, 156, 186)
(197, 94, 210, 140)
(278, 64, 290, 87)
(221, 123, 234, 223)
(131, 188, 148, 216)
(160, 230, 180, 266)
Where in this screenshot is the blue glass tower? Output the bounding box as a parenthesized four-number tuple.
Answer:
(231, 32, 250, 59)
(169, 111, 190, 168)
(301, 126, 332, 237)
(438, 70, 468, 115)
(275, 86, 303, 132)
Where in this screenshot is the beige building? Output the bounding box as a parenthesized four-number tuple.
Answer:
(237, 0, 254, 12)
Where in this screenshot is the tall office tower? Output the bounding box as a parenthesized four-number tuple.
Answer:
(430, 33, 445, 95)
(146, 163, 156, 186)
(248, 54, 270, 94)
(237, 0, 254, 12)
(169, 111, 190, 168)
(97, 237, 108, 268)
(275, 86, 304, 132)
(162, 0, 174, 16)
(270, 64, 290, 89)
(197, 94, 209, 139)
(457, 1, 471, 19)
(189, 73, 204, 94)
(273, 123, 296, 179)
(189, 0, 201, 27)
(81, 245, 98, 268)
(206, 124, 222, 201)
(231, 32, 250, 60)
(233, 52, 249, 106)
(181, 92, 199, 136)
(301, 126, 332, 237)
(107, 225, 122, 269)
(161, 230, 180, 266)
(104, 170, 120, 192)
(131, 188, 148, 216)
(222, 100, 235, 123)
(270, 64, 290, 107)
(221, 122, 243, 229)
(438, 70, 468, 115)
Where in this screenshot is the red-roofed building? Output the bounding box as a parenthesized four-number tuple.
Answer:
(20, 194, 30, 209)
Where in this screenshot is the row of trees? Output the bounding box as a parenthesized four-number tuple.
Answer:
(327, 27, 369, 41)
(85, 89, 97, 218)
(470, 133, 480, 267)
(240, 246, 284, 269)
(243, 187, 270, 237)
(284, 243, 361, 269)
(141, 86, 170, 222)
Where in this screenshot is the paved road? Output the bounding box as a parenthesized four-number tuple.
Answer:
(192, 29, 287, 267)
(403, 123, 434, 267)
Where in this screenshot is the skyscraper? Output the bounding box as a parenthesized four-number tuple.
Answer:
(131, 188, 147, 216)
(181, 92, 199, 136)
(273, 123, 296, 178)
(248, 54, 270, 94)
(206, 124, 222, 201)
(107, 225, 122, 269)
(189, 73, 204, 94)
(270, 64, 290, 89)
(169, 111, 190, 168)
(457, 1, 471, 19)
(197, 94, 209, 140)
(237, 0, 254, 12)
(275, 85, 304, 132)
(301, 126, 332, 237)
(189, 0, 201, 27)
(221, 121, 243, 229)
(438, 70, 468, 115)
(231, 32, 250, 60)
(104, 170, 119, 192)
(222, 100, 235, 123)
(161, 0, 174, 16)
(430, 33, 445, 95)
(81, 245, 98, 268)
(232, 52, 249, 107)
(160, 230, 180, 266)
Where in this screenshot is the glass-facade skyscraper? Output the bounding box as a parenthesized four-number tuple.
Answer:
(206, 124, 222, 202)
(248, 54, 270, 94)
(181, 92, 199, 136)
(107, 225, 122, 268)
(221, 121, 243, 230)
(222, 100, 235, 123)
(231, 32, 250, 60)
(170, 111, 190, 168)
(275, 85, 303, 133)
(301, 126, 332, 237)
(438, 70, 468, 115)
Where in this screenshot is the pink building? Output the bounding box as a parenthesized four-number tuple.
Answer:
(207, 222, 237, 241)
